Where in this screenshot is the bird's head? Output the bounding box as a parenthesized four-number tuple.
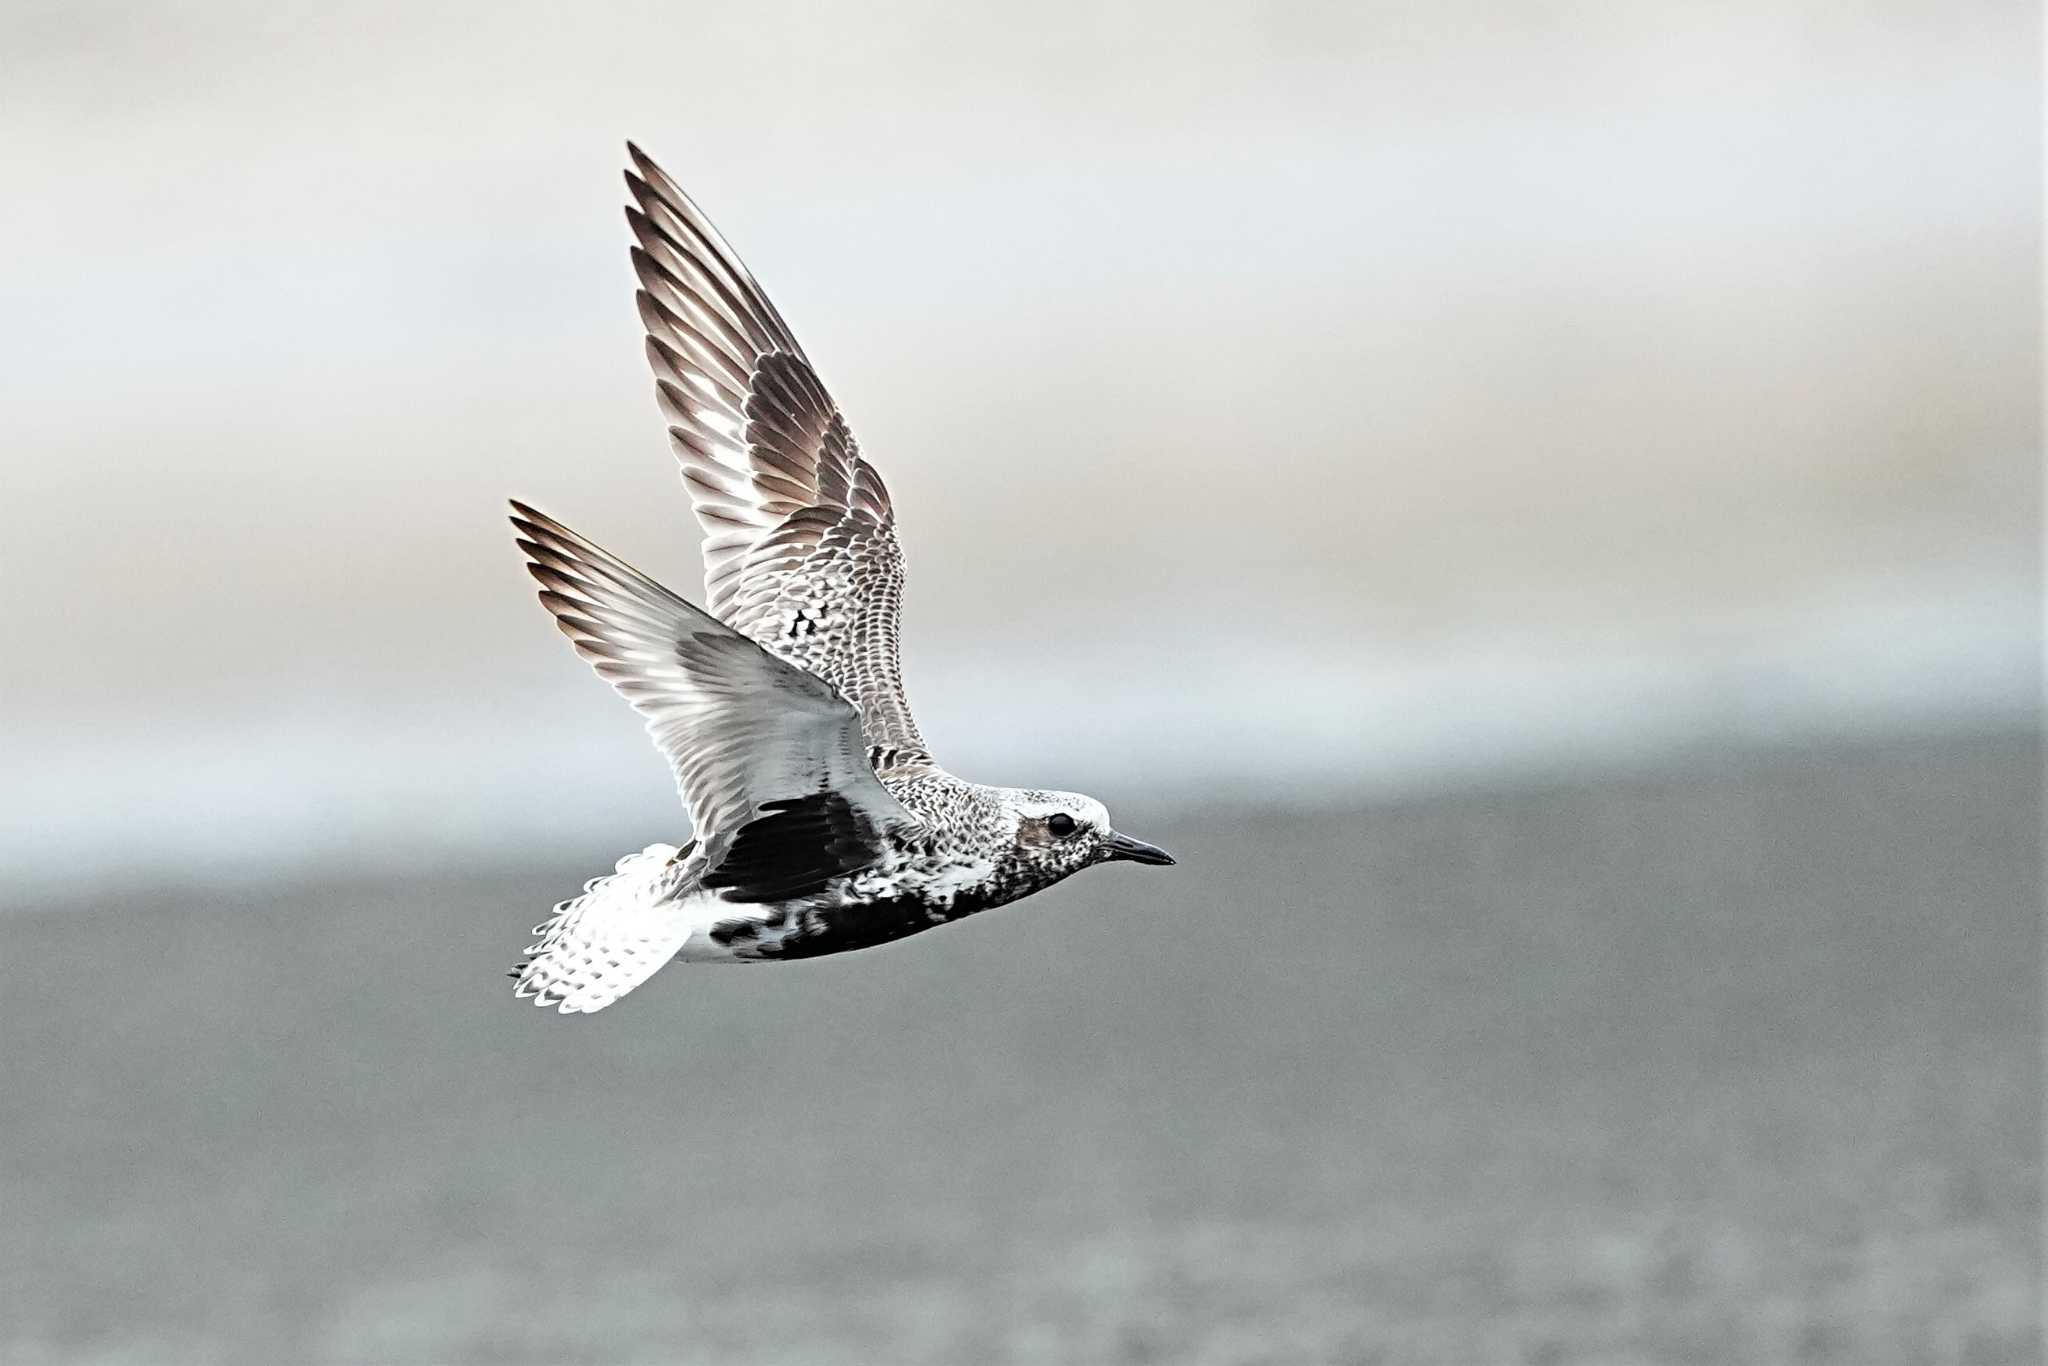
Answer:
(997, 788, 1176, 890)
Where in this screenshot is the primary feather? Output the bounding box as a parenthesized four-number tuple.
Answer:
(626, 144, 929, 775)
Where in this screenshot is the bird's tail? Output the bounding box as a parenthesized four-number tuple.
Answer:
(511, 843, 696, 1014)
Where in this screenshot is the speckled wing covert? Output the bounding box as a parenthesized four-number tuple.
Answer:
(511, 502, 917, 902)
(625, 143, 934, 776)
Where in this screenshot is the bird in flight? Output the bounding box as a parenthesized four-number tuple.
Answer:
(508, 144, 1175, 1013)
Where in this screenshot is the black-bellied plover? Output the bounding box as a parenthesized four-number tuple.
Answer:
(508, 146, 1174, 1013)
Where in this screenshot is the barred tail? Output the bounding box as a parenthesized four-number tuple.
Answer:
(511, 843, 695, 1014)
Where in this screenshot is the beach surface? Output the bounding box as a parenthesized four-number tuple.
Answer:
(4, 732, 2038, 1364)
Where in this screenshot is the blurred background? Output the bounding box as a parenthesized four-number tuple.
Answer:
(4, 2, 2039, 1362)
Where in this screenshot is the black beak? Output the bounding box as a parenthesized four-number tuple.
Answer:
(1101, 830, 1176, 866)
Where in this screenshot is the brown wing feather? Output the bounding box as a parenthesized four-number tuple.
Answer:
(624, 143, 931, 773)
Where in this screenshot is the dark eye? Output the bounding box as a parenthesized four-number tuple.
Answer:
(1047, 813, 1077, 838)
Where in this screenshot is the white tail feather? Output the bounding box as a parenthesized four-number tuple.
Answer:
(511, 844, 695, 1014)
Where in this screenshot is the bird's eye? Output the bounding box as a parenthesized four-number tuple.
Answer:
(1047, 813, 1077, 838)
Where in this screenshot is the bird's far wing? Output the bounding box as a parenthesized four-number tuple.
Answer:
(512, 502, 918, 902)
(624, 143, 934, 776)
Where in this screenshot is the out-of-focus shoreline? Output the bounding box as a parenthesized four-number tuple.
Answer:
(13, 722, 2035, 917)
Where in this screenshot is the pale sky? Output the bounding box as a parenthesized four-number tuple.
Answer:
(3, 0, 2037, 890)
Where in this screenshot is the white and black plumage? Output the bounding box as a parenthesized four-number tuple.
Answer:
(507, 144, 1175, 1013)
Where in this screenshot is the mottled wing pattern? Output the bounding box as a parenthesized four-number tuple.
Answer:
(511, 502, 918, 900)
(625, 143, 933, 774)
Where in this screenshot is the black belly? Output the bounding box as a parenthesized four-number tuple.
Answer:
(712, 891, 995, 960)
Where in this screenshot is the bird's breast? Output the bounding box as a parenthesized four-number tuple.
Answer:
(746, 890, 979, 960)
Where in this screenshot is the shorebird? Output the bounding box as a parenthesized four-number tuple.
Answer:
(508, 145, 1175, 1013)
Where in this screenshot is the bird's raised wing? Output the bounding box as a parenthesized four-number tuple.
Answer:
(512, 502, 918, 902)
(625, 143, 933, 776)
